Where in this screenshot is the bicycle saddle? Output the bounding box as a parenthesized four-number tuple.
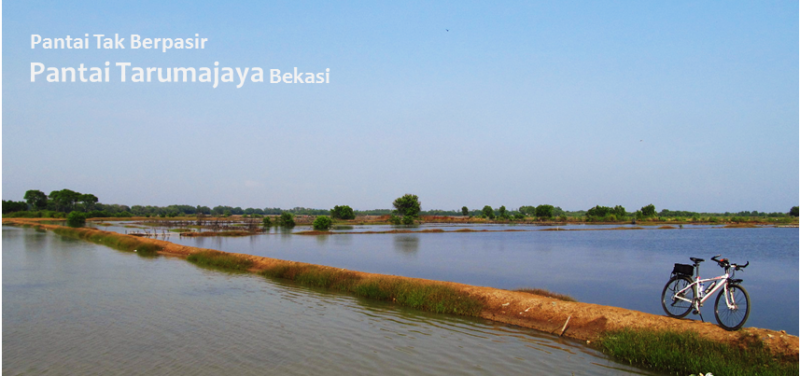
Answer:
(689, 257, 705, 263)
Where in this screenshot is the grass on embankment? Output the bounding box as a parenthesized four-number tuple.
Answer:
(183, 250, 484, 316)
(186, 250, 254, 272)
(598, 328, 798, 376)
(52, 227, 163, 256)
(262, 264, 485, 316)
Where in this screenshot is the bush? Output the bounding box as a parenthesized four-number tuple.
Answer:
(482, 205, 495, 220)
(535, 204, 554, 219)
(389, 214, 402, 225)
(278, 212, 295, 227)
(66, 211, 87, 227)
(262, 216, 272, 227)
(330, 205, 356, 220)
(312, 216, 333, 231)
(393, 194, 421, 218)
(401, 215, 414, 225)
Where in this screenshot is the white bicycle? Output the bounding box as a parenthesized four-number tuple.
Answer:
(661, 255, 750, 331)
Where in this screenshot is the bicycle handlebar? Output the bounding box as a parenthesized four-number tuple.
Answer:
(711, 255, 749, 271)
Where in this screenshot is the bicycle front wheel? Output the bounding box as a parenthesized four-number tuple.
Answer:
(661, 276, 694, 318)
(714, 284, 750, 331)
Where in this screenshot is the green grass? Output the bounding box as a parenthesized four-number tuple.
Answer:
(261, 264, 484, 316)
(514, 288, 577, 302)
(186, 251, 254, 272)
(598, 328, 798, 376)
(52, 227, 163, 256)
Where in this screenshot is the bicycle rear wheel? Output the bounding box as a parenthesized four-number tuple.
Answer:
(661, 276, 694, 318)
(714, 284, 750, 331)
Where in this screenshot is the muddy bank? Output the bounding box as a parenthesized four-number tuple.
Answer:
(4, 218, 797, 361)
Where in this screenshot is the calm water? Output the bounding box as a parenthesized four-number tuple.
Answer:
(109, 222, 800, 335)
(3, 225, 656, 375)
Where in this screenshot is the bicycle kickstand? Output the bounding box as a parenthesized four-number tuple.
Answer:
(693, 303, 705, 323)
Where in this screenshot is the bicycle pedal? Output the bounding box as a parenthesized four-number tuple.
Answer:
(692, 309, 699, 315)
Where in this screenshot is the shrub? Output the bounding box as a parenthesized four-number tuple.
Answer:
(330, 205, 356, 220)
(482, 205, 495, 220)
(278, 212, 295, 227)
(262, 216, 272, 227)
(66, 211, 87, 227)
(312, 216, 333, 231)
(389, 215, 402, 225)
(401, 215, 414, 225)
(535, 204, 554, 219)
(393, 194, 421, 218)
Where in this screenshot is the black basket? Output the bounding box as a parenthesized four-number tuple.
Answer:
(672, 263, 693, 277)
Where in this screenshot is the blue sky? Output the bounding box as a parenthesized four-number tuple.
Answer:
(3, 1, 798, 212)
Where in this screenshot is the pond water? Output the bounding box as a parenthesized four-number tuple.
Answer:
(3, 225, 657, 375)
(97, 222, 799, 335)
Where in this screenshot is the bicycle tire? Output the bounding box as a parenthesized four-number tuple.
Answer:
(661, 276, 694, 318)
(714, 283, 750, 331)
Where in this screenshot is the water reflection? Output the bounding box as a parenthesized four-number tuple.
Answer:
(394, 235, 420, 256)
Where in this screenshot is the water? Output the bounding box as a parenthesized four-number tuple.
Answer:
(106, 222, 799, 335)
(3, 225, 656, 375)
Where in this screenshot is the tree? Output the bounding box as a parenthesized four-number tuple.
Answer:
(66, 211, 87, 227)
(49, 189, 81, 212)
(497, 206, 508, 219)
(79, 194, 98, 211)
(278, 212, 296, 227)
(331, 205, 356, 220)
(313, 216, 333, 230)
(262, 216, 273, 227)
(482, 205, 495, 220)
(461, 206, 469, 217)
(640, 204, 656, 218)
(23, 190, 48, 211)
(393, 194, 421, 218)
(535, 205, 554, 219)
(790, 206, 799, 217)
(612, 205, 626, 219)
(519, 206, 537, 216)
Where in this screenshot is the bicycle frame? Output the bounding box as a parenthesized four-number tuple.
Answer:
(672, 272, 737, 310)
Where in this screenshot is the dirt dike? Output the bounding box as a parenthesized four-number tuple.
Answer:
(5, 217, 797, 360)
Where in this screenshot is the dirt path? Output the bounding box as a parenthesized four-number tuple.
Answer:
(5, 218, 797, 361)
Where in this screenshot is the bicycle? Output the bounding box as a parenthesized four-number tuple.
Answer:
(661, 255, 750, 330)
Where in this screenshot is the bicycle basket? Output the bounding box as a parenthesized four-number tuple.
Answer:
(672, 263, 693, 276)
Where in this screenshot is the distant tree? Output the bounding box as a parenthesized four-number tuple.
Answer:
(3, 200, 28, 214)
(393, 194, 421, 218)
(312, 216, 333, 230)
(482, 205, 495, 220)
(23, 190, 48, 211)
(535, 205, 554, 219)
(66, 211, 87, 227)
(612, 205, 626, 219)
(279, 212, 296, 227)
(331, 205, 356, 220)
(640, 204, 656, 218)
(791, 206, 799, 217)
(262, 216, 272, 227)
(497, 206, 508, 219)
(49, 189, 82, 212)
(519, 206, 537, 216)
(223, 209, 232, 217)
(461, 206, 469, 217)
(79, 194, 99, 211)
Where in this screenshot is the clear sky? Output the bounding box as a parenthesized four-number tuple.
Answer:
(3, 1, 798, 212)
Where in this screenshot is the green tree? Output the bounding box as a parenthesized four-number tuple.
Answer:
(535, 205, 554, 219)
(331, 205, 356, 220)
(612, 205, 626, 219)
(461, 206, 469, 216)
(49, 189, 81, 212)
(23, 190, 48, 211)
(262, 217, 272, 227)
(519, 206, 537, 216)
(78, 194, 98, 211)
(223, 209, 232, 217)
(278, 212, 296, 227)
(790, 206, 799, 217)
(482, 205, 495, 220)
(313, 216, 333, 230)
(497, 206, 508, 219)
(640, 204, 656, 218)
(66, 211, 87, 227)
(393, 194, 421, 218)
